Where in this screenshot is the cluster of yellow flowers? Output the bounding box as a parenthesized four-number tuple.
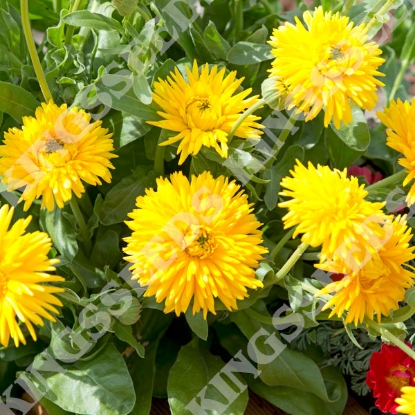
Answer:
(1, 6, 413, 348)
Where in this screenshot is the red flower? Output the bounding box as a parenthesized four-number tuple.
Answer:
(366, 344, 415, 413)
(348, 165, 383, 185)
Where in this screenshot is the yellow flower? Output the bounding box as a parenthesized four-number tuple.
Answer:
(378, 99, 415, 206)
(317, 215, 415, 325)
(123, 171, 267, 317)
(0, 204, 64, 347)
(0, 102, 117, 212)
(279, 161, 386, 264)
(147, 61, 264, 165)
(268, 6, 385, 129)
(396, 381, 415, 415)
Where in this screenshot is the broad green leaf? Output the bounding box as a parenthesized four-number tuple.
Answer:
(112, 320, 145, 358)
(0, 82, 39, 121)
(245, 26, 268, 44)
(203, 21, 231, 60)
(47, 9, 69, 47)
(152, 59, 177, 84)
(27, 344, 135, 415)
(132, 73, 153, 105)
(185, 309, 209, 341)
(99, 166, 156, 225)
(190, 24, 215, 62)
(40, 207, 78, 262)
(329, 107, 370, 151)
(63, 10, 124, 32)
(227, 42, 273, 65)
(90, 230, 122, 269)
(39, 398, 72, 415)
(168, 339, 248, 415)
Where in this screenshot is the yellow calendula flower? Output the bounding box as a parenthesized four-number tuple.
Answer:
(0, 102, 117, 212)
(148, 61, 264, 165)
(378, 99, 415, 206)
(268, 6, 385, 129)
(123, 171, 267, 317)
(279, 161, 386, 264)
(396, 381, 415, 415)
(317, 215, 415, 325)
(0, 204, 64, 347)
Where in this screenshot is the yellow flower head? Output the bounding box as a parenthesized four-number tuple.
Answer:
(268, 6, 385, 129)
(148, 61, 264, 165)
(0, 102, 117, 211)
(123, 171, 267, 317)
(396, 381, 415, 415)
(279, 161, 386, 264)
(0, 204, 64, 347)
(378, 99, 415, 206)
(317, 215, 415, 325)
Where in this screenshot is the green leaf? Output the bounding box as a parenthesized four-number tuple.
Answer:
(401, 25, 415, 65)
(112, 320, 145, 358)
(99, 166, 156, 225)
(132, 73, 153, 105)
(28, 344, 135, 415)
(190, 24, 215, 62)
(152, 59, 177, 84)
(203, 21, 231, 60)
(263, 145, 304, 210)
(0, 81, 39, 121)
(245, 26, 268, 44)
(227, 42, 273, 65)
(90, 230, 122, 269)
(329, 107, 370, 151)
(168, 339, 249, 415)
(185, 309, 209, 341)
(39, 398, 72, 415)
(129, 341, 158, 415)
(47, 9, 69, 47)
(40, 207, 78, 262)
(63, 10, 124, 32)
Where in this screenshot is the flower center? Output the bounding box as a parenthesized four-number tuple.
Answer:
(386, 365, 415, 392)
(43, 138, 65, 154)
(0, 270, 8, 299)
(183, 225, 217, 259)
(39, 137, 71, 168)
(185, 96, 219, 131)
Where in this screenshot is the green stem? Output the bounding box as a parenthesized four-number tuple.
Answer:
(342, 0, 354, 15)
(266, 242, 309, 286)
(65, 0, 83, 45)
(20, 0, 52, 102)
(269, 228, 295, 260)
(259, 0, 273, 14)
(265, 112, 298, 168)
(53, 0, 62, 13)
(389, 62, 408, 103)
(365, 319, 415, 361)
(365, 0, 398, 33)
(366, 169, 407, 194)
(228, 98, 265, 145)
(302, 252, 321, 261)
(154, 145, 165, 177)
(234, 0, 243, 42)
(69, 197, 92, 257)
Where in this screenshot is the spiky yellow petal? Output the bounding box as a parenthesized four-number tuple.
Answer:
(0, 204, 64, 347)
(0, 102, 117, 211)
(123, 171, 267, 317)
(268, 6, 385, 129)
(148, 61, 264, 164)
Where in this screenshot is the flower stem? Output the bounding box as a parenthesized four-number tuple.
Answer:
(266, 242, 309, 286)
(53, 0, 62, 13)
(20, 0, 53, 102)
(234, 0, 243, 41)
(269, 228, 295, 260)
(342, 0, 355, 15)
(265, 112, 298, 168)
(389, 59, 410, 103)
(65, 0, 83, 45)
(259, 0, 274, 14)
(228, 98, 265, 145)
(365, 319, 415, 361)
(366, 169, 407, 194)
(154, 145, 165, 177)
(69, 197, 92, 257)
(365, 0, 398, 33)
